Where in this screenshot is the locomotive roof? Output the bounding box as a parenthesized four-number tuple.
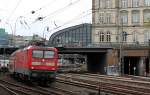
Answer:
(24, 45, 55, 50)
(11, 45, 56, 56)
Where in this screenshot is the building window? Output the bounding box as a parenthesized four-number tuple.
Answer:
(99, 0, 111, 9)
(122, 31, 127, 42)
(121, 0, 128, 8)
(98, 0, 101, 9)
(99, 32, 105, 42)
(99, 12, 105, 24)
(132, 0, 139, 7)
(106, 31, 111, 42)
(144, 10, 150, 23)
(105, 13, 111, 24)
(56, 36, 62, 44)
(145, 0, 150, 6)
(120, 11, 128, 24)
(106, 0, 111, 8)
(144, 30, 150, 43)
(132, 31, 138, 43)
(132, 10, 140, 24)
(95, 0, 99, 9)
(101, 0, 105, 8)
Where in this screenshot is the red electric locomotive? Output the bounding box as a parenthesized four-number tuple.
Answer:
(9, 45, 58, 85)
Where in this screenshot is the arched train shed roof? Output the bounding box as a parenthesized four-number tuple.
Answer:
(48, 23, 92, 47)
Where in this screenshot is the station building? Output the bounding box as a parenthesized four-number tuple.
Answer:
(49, 23, 92, 47)
(48, 0, 150, 76)
(92, 0, 150, 76)
(49, 23, 92, 72)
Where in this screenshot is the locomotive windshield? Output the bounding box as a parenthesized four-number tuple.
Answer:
(32, 50, 54, 58)
(44, 51, 55, 58)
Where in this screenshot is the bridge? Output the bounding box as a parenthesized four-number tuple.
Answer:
(1, 42, 150, 75)
(54, 42, 150, 75)
(0, 42, 149, 55)
(0, 45, 19, 54)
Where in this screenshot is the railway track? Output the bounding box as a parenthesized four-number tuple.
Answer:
(0, 79, 78, 95)
(0, 83, 18, 95)
(57, 73, 150, 95)
(0, 79, 53, 95)
(60, 73, 150, 87)
(37, 86, 77, 95)
(56, 78, 126, 95)
(83, 73, 150, 82)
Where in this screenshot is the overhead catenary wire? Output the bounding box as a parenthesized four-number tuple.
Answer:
(6, 0, 22, 21)
(27, 8, 91, 32)
(44, 0, 80, 19)
(20, 0, 81, 34)
(7, 0, 92, 37)
(23, 0, 58, 16)
(21, 8, 91, 38)
(16, 0, 88, 27)
(33, 0, 81, 23)
(2, 0, 57, 28)
(28, 0, 94, 36)
(26, 0, 82, 36)
(45, 6, 107, 35)
(31, 0, 94, 27)
(47, 8, 92, 33)
(33, 0, 57, 13)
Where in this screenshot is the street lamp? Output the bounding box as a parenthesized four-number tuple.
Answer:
(42, 26, 49, 46)
(14, 16, 23, 46)
(42, 26, 49, 39)
(119, 18, 124, 76)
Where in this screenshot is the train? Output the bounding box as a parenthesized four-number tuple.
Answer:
(8, 45, 58, 85)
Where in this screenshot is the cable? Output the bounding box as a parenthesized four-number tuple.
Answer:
(20, 0, 88, 27)
(45, 0, 80, 19)
(34, 0, 57, 13)
(11, 0, 92, 36)
(6, 0, 22, 21)
(15, 8, 91, 37)
(23, 0, 57, 16)
(47, 8, 92, 33)
(29, 1, 94, 34)
(33, 0, 81, 23)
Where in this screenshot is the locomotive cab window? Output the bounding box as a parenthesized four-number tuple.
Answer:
(32, 50, 43, 58)
(32, 50, 54, 58)
(44, 51, 54, 58)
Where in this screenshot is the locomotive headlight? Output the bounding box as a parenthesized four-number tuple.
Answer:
(46, 62, 55, 66)
(32, 62, 41, 65)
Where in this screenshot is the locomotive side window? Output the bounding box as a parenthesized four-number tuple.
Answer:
(44, 51, 54, 58)
(32, 50, 43, 58)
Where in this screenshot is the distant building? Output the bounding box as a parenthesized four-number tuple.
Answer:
(9, 34, 44, 47)
(0, 28, 9, 45)
(14, 35, 25, 47)
(48, 24, 91, 72)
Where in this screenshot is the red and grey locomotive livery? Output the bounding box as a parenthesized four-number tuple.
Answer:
(9, 45, 58, 85)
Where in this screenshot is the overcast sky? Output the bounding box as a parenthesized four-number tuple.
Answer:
(0, 0, 92, 39)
